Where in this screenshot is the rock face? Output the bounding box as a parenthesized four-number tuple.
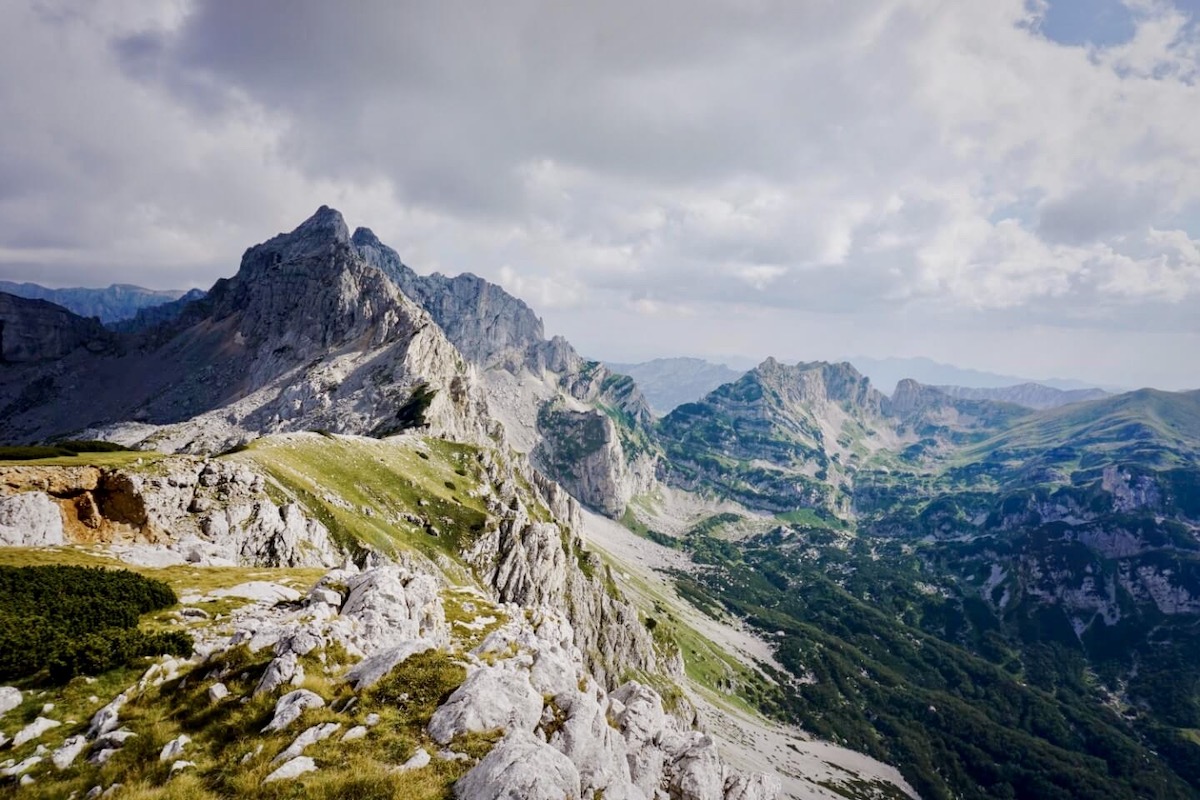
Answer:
(465, 472, 664, 687)
(658, 359, 896, 516)
(0, 292, 112, 363)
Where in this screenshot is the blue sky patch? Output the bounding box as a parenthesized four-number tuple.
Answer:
(1037, 0, 1137, 47)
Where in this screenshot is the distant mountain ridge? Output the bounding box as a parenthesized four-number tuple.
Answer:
(850, 354, 1111, 394)
(933, 382, 1109, 410)
(0, 280, 194, 325)
(604, 357, 744, 416)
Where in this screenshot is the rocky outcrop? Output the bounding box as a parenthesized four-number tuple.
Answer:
(465, 466, 666, 688)
(0, 458, 339, 567)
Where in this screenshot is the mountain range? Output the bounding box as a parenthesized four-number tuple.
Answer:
(1, 207, 1199, 799)
(0, 281, 201, 326)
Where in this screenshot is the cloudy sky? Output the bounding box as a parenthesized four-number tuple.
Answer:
(2, 0, 1199, 389)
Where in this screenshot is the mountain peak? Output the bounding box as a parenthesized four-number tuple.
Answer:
(351, 226, 382, 247)
(292, 205, 350, 243)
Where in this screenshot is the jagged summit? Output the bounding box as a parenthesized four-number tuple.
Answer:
(239, 205, 351, 274)
(350, 226, 382, 247)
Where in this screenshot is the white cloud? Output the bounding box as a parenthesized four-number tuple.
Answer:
(0, 0, 1198, 387)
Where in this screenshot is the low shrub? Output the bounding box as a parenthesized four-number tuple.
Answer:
(0, 565, 190, 683)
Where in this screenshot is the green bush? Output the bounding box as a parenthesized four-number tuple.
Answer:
(0, 565, 189, 683)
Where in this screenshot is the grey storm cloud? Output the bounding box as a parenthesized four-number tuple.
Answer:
(1, 0, 1199, 388)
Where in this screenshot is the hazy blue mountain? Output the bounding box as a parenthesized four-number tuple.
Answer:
(933, 382, 1110, 410)
(0, 281, 192, 325)
(604, 357, 744, 415)
(849, 355, 1107, 395)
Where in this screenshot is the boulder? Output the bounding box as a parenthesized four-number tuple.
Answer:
(273, 722, 341, 763)
(263, 690, 326, 733)
(264, 756, 318, 783)
(724, 772, 781, 800)
(87, 692, 128, 738)
(159, 734, 191, 762)
(397, 748, 431, 772)
(52, 735, 88, 770)
(667, 735, 725, 800)
(454, 730, 582, 800)
(254, 651, 304, 696)
(0, 686, 21, 716)
(340, 567, 447, 652)
(546, 689, 633, 797)
(343, 640, 435, 690)
(428, 666, 543, 745)
(13, 716, 61, 747)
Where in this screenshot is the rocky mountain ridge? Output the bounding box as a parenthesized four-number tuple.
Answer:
(352, 224, 658, 516)
(0, 207, 489, 452)
(0, 282, 192, 325)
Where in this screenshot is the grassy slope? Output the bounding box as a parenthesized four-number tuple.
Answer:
(0, 563, 512, 800)
(231, 432, 492, 569)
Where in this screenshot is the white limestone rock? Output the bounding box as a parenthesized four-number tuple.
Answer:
(263, 690, 325, 733)
(1, 755, 42, 778)
(273, 723, 341, 763)
(0, 492, 64, 546)
(159, 734, 191, 762)
(87, 692, 128, 738)
(339, 567, 448, 653)
(396, 748, 431, 772)
(208, 682, 230, 703)
(609, 683, 670, 796)
(668, 735, 726, 800)
(454, 730, 582, 800)
(170, 760, 196, 773)
(52, 735, 88, 770)
(546, 689, 634, 798)
(341, 725, 368, 742)
(344, 640, 436, 690)
(92, 729, 137, 751)
(88, 748, 120, 766)
(724, 772, 782, 800)
(210, 581, 302, 604)
(428, 666, 543, 745)
(264, 755, 318, 783)
(13, 716, 61, 747)
(254, 651, 304, 697)
(0, 686, 21, 717)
